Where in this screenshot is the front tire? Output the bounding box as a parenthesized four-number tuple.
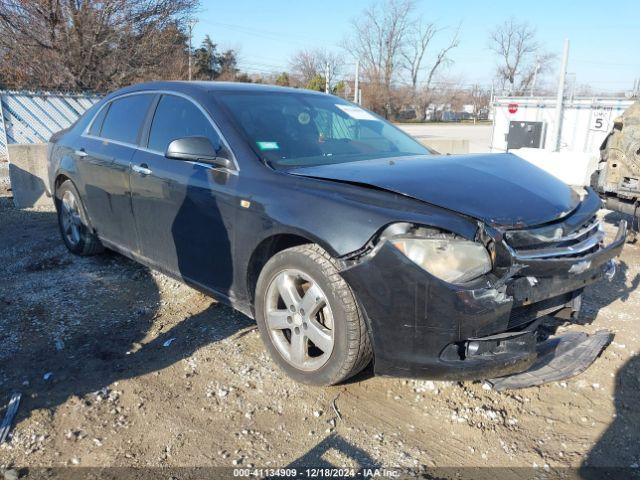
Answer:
(55, 180, 103, 256)
(255, 244, 372, 385)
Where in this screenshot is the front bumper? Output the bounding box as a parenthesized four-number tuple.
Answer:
(340, 220, 626, 380)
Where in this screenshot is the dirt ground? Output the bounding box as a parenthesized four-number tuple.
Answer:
(0, 180, 639, 475)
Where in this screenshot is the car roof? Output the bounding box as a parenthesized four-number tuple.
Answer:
(109, 80, 327, 98)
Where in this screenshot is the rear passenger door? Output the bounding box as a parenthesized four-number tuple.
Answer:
(130, 94, 238, 294)
(79, 93, 155, 251)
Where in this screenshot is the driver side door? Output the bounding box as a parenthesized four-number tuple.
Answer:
(130, 94, 239, 295)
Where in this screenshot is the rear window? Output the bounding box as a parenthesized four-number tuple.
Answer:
(88, 104, 109, 136)
(100, 94, 154, 145)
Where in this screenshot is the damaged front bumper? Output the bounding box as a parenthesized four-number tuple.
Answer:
(340, 219, 626, 381)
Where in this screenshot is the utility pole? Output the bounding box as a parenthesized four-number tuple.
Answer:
(325, 62, 330, 94)
(553, 39, 570, 152)
(354, 60, 360, 103)
(188, 19, 197, 81)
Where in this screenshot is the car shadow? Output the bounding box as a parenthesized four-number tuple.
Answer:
(603, 210, 638, 243)
(284, 433, 381, 471)
(0, 186, 252, 433)
(581, 354, 640, 477)
(577, 259, 640, 325)
(574, 210, 640, 324)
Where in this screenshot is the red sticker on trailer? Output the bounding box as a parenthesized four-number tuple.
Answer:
(508, 103, 518, 114)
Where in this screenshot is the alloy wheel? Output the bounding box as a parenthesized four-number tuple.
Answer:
(264, 269, 334, 371)
(60, 190, 82, 247)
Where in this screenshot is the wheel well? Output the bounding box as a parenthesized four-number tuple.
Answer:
(54, 174, 70, 194)
(246, 234, 313, 303)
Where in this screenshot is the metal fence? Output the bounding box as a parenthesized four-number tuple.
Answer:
(0, 91, 102, 161)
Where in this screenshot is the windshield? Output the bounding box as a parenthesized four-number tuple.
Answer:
(216, 91, 431, 168)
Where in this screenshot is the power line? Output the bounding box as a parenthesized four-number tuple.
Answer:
(197, 20, 323, 47)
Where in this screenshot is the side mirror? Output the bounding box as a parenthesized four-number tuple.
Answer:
(165, 136, 233, 170)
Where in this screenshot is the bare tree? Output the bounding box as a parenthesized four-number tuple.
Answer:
(289, 48, 343, 89)
(289, 50, 320, 85)
(401, 22, 446, 91)
(0, 0, 199, 92)
(403, 24, 460, 120)
(344, 0, 414, 117)
(344, 0, 460, 119)
(488, 18, 554, 95)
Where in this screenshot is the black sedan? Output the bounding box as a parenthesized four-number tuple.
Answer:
(47, 81, 626, 385)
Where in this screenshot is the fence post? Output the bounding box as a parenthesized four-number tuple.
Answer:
(0, 92, 8, 162)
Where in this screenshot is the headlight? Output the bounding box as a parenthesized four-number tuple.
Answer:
(391, 234, 492, 284)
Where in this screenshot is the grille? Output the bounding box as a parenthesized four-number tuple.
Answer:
(504, 215, 604, 260)
(508, 292, 576, 329)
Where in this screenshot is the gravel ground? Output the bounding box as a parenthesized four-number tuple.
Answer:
(0, 186, 639, 475)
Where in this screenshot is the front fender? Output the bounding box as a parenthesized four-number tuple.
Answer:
(231, 172, 480, 303)
(241, 173, 480, 258)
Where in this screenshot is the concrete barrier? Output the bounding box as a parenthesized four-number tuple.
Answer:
(512, 148, 599, 187)
(7, 144, 51, 208)
(419, 138, 469, 154)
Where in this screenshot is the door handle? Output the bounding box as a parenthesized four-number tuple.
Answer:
(132, 164, 152, 175)
(74, 148, 87, 157)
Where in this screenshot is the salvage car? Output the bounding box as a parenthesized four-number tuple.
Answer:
(47, 81, 626, 386)
(592, 100, 640, 242)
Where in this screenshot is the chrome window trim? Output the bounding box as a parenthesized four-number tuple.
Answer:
(81, 89, 240, 172)
(82, 133, 139, 150)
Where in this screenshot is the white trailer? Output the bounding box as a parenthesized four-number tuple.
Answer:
(490, 97, 634, 186)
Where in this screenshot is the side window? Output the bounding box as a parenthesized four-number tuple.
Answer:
(100, 94, 154, 145)
(88, 104, 109, 136)
(147, 95, 220, 153)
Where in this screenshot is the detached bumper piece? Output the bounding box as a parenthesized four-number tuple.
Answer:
(487, 330, 613, 391)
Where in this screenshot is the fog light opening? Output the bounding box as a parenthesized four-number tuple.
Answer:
(466, 341, 481, 357)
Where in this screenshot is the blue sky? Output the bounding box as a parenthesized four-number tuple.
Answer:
(193, 0, 639, 93)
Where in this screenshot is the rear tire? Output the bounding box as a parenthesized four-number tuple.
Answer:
(55, 180, 104, 256)
(255, 244, 372, 385)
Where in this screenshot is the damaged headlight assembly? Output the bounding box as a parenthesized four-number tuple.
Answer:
(383, 224, 492, 284)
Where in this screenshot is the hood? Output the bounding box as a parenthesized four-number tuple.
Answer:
(288, 153, 580, 228)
